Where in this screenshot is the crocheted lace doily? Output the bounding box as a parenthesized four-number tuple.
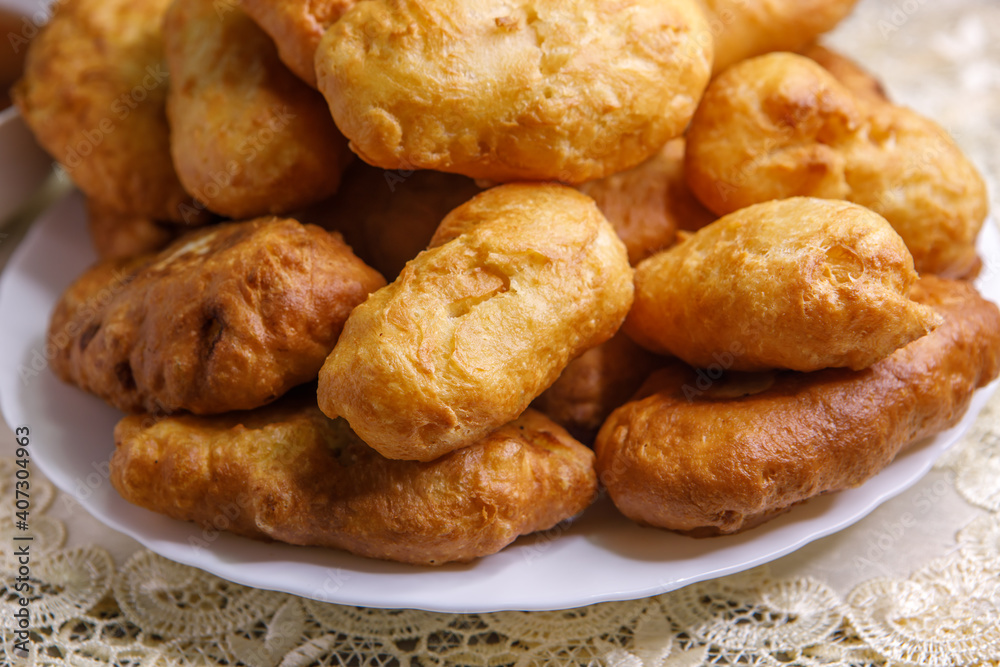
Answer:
(3, 0, 1000, 664)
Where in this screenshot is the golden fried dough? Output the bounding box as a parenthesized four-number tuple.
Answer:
(597, 277, 1000, 535)
(86, 199, 184, 261)
(46, 256, 149, 394)
(164, 0, 352, 219)
(315, 0, 713, 184)
(311, 162, 483, 281)
(13, 0, 198, 222)
(801, 43, 889, 106)
(111, 397, 597, 565)
(319, 184, 634, 461)
(578, 138, 715, 264)
(532, 332, 664, 445)
(847, 103, 986, 279)
(685, 53, 988, 278)
(50, 218, 385, 414)
(241, 0, 357, 87)
(702, 0, 859, 74)
(624, 198, 940, 372)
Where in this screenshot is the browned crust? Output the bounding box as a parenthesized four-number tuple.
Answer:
(48, 218, 384, 414)
(684, 52, 988, 278)
(703, 0, 860, 74)
(577, 138, 715, 265)
(623, 197, 941, 372)
(110, 401, 597, 565)
(315, 0, 712, 183)
(241, 0, 358, 87)
(595, 277, 1000, 534)
(164, 0, 352, 219)
(13, 0, 199, 222)
(318, 183, 633, 461)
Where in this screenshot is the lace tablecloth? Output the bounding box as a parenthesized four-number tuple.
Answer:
(3, 0, 1000, 664)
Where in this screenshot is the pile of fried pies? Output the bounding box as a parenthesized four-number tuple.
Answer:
(14, 0, 1000, 565)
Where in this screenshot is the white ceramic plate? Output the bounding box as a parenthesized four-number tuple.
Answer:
(2, 191, 998, 613)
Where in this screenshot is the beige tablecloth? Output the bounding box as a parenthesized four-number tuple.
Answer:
(3, 0, 1000, 664)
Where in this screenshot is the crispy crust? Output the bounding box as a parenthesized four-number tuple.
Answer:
(164, 0, 352, 219)
(13, 0, 198, 222)
(596, 277, 1000, 534)
(624, 197, 941, 372)
(314, 0, 712, 184)
(318, 183, 634, 461)
(577, 138, 715, 265)
(685, 52, 988, 278)
(49, 218, 385, 414)
(241, 0, 357, 87)
(701, 0, 860, 74)
(110, 400, 597, 565)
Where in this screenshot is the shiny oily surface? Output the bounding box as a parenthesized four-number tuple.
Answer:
(315, 0, 712, 183)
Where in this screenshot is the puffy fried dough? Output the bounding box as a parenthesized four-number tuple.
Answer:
(319, 184, 634, 461)
(685, 53, 988, 278)
(13, 0, 197, 222)
(111, 398, 597, 565)
(241, 0, 357, 87)
(49, 218, 385, 414)
(846, 102, 986, 279)
(801, 43, 889, 106)
(597, 277, 1000, 535)
(86, 199, 184, 260)
(701, 0, 859, 74)
(315, 0, 713, 184)
(532, 332, 664, 445)
(624, 198, 941, 372)
(577, 138, 715, 265)
(164, 0, 352, 219)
